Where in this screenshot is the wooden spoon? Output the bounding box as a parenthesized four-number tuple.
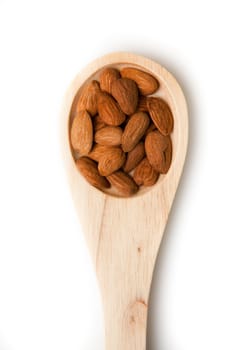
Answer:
(61, 52, 188, 350)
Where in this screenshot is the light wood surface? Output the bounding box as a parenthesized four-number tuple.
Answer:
(61, 52, 188, 350)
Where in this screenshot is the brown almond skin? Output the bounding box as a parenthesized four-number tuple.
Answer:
(97, 92, 126, 126)
(141, 123, 157, 142)
(87, 143, 118, 162)
(93, 115, 106, 131)
(121, 67, 159, 95)
(70, 111, 93, 155)
(145, 131, 172, 174)
(95, 126, 122, 146)
(123, 142, 145, 173)
(99, 68, 120, 94)
(137, 95, 148, 112)
(133, 157, 159, 186)
(111, 78, 138, 115)
(147, 97, 174, 136)
(145, 123, 157, 136)
(98, 147, 126, 176)
(88, 144, 113, 162)
(122, 112, 150, 152)
(76, 157, 110, 190)
(107, 171, 138, 197)
(76, 80, 100, 116)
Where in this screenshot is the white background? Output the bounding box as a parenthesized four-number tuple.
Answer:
(0, 1, 233, 349)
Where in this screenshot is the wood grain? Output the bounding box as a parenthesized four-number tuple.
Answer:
(61, 52, 188, 350)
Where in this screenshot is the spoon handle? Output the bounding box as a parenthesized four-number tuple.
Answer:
(95, 198, 166, 350)
(101, 278, 148, 350)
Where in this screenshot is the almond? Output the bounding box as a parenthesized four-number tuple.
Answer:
(93, 115, 106, 131)
(88, 144, 114, 162)
(122, 112, 150, 152)
(121, 67, 159, 95)
(147, 97, 173, 136)
(95, 126, 122, 146)
(98, 147, 126, 176)
(123, 142, 145, 173)
(145, 131, 172, 174)
(133, 157, 159, 186)
(99, 68, 120, 94)
(76, 157, 110, 190)
(137, 95, 148, 112)
(76, 80, 100, 116)
(107, 171, 138, 197)
(111, 78, 138, 115)
(70, 110, 93, 155)
(97, 92, 126, 126)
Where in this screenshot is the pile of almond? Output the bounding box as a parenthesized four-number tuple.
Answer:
(70, 66, 173, 197)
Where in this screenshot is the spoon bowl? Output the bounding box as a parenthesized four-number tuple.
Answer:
(61, 52, 188, 350)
